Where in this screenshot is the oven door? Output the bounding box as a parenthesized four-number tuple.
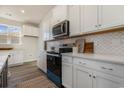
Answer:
(47, 53, 62, 87)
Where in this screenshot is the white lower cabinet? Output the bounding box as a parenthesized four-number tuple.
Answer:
(62, 56, 124, 88)
(62, 56, 73, 88)
(37, 51, 47, 73)
(73, 65, 92, 88)
(93, 71, 124, 88)
(62, 62, 73, 88)
(8, 51, 23, 66)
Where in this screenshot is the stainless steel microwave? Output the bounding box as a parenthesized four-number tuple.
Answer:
(52, 20, 69, 38)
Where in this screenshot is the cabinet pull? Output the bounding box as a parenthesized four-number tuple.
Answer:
(79, 61, 82, 64)
(89, 74, 91, 77)
(95, 25, 98, 27)
(98, 24, 102, 27)
(63, 58, 69, 62)
(101, 67, 106, 69)
(82, 63, 86, 65)
(93, 76, 96, 78)
(101, 67, 113, 71)
(108, 68, 113, 71)
(79, 62, 86, 65)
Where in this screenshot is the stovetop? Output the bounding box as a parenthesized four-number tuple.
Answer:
(47, 47, 73, 54)
(47, 51, 60, 55)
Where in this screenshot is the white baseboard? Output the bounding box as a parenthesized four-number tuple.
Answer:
(9, 63, 23, 67)
(23, 59, 37, 63)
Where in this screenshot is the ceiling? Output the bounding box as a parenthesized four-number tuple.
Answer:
(0, 5, 55, 25)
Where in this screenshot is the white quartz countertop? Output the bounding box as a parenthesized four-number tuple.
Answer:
(0, 55, 8, 73)
(62, 53, 124, 65)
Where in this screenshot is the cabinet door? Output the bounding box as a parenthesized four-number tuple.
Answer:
(42, 19, 50, 41)
(42, 11, 53, 40)
(81, 5, 98, 32)
(93, 71, 124, 88)
(13, 51, 23, 64)
(48, 12, 53, 40)
(32, 27, 39, 37)
(101, 5, 124, 29)
(73, 66, 92, 88)
(23, 25, 39, 36)
(52, 5, 68, 25)
(23, 25, 31, 36)
(62, 63, 73, 88)
(69, 5, 81, 36)
(8, 53, 15, 66)
(37, 51, 47, 73)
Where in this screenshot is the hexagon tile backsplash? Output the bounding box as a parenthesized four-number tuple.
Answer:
(47, 30, 124, 56)
(85, 31, 124, 56)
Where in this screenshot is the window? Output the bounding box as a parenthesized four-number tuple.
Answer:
(0, 24, 22, 44)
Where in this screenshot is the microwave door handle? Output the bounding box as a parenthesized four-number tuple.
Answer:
(61, 23, 64, 32)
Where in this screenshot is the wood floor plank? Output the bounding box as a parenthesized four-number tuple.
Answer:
(8, 61, 55, 88)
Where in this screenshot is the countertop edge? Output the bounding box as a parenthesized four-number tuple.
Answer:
(0, 55, 9, 73)
(62, 53, 124, 65)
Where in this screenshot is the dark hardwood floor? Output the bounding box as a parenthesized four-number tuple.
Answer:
(8, 62, 54, 88)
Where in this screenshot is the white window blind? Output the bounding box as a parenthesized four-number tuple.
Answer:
(0, 24, 22, 44)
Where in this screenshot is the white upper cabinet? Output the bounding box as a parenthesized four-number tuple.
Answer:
(81, 5, 98, 33)
(41, 11, 53, 41)
(52, 5, 68, 25)
(23, 25, 39, 37)
(42, 21, 48, 41)
(100, 5, 124, 29)
(69, 5, 81, 36)
(40, 5, 124, 39)
(42, 19, 50, 41)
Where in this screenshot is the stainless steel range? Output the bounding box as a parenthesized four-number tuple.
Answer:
(47, 44, 72, 87)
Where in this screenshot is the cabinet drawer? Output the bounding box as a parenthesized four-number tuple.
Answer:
(73, 57, 124, 78)
(62, 56, 72, 64)
(90, 60, 124, 78)
(73, 58, 93, 68)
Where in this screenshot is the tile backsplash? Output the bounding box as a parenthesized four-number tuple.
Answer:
(47, 30, 124, 56)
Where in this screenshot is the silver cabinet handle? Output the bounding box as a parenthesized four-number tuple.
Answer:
(101, 66, 113, 71)
(79, 61, 82, 64)
(82, 63, 86, 65)
(101, 67, 107, 69)
(98, 24, 102, 27)
(95, 25, 98, 27)
(79, 61, 86, 65)
(93, 76, 96, 78)
(108, 68, 113, 71)
(89, 74, 92, 77)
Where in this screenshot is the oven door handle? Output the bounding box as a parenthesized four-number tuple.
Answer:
(47, 54, 61, 57)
